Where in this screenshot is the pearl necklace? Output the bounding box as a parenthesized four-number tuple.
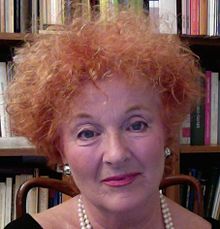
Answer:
(78, 192, 174, 229)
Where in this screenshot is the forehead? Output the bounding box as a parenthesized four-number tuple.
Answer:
(67, 74, 162, 115)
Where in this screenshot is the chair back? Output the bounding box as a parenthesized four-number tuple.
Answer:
(16, 174, 204, 219)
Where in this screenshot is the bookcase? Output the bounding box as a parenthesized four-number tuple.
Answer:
(0, 0, 220, 225)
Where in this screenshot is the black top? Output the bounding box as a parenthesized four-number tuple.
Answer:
(4, 214, 220, 229)
(4, 214, 42, 229)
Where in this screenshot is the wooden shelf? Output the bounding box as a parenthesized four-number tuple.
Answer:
(0, 32, 33, 51)
(180, 35, 220, 46)
(180, 145, 220, 154)
(0, 137, 36, 156)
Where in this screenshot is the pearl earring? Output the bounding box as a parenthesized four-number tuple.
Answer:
(63, 164, 71, 175)
(164, 147, 171, 158)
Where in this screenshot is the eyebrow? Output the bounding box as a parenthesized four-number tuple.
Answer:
(74, 113, 93, 119)
(125, 105, 151, 114)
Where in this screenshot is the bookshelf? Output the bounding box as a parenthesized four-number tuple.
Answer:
(180, 145, 220, 154)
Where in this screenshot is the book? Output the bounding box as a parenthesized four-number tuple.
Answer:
(20, 0, 32, 33)
(190, 0, 199, 35)
(26, 174, 38, 215)
(205, 167, 220, 218)
(5, 0, 14, 33)
(159, 0, 177, 34)
(181, 0, 187, 34)
(211, 175, 220, 219)
(204, 71, 211, 145)
(38, 176, 49, 213)
(0, 62, 10, 137)
(4, 177, 13, 226)
(207, 0, 215, 36)
(218, 74, 220, 144)
(210, 72, 219, 145)
(0, 0, 5, 32)
(200, 0, 208, 35)
(190, 77, 205, 145)
(179, 113, 191, 144)
(186, 0, 191, 34)
(0, 182, 6, 228)
(14, 0, 20, 33)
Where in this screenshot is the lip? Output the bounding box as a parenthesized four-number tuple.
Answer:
(101, 172, 141, 187)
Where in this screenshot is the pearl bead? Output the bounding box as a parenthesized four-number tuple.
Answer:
(77, 192, 175, 229)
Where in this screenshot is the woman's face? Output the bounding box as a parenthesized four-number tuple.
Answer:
(59, 75, 165, 212)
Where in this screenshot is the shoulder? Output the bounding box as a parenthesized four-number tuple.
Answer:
(32, 196, 79, 229)
(166, 197, 211, 229)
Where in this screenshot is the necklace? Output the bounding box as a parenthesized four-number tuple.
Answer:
(78, 192, 175, 229)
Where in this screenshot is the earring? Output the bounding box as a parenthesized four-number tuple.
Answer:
(164, 147, 171, 158)
(63, 164, 71, 175)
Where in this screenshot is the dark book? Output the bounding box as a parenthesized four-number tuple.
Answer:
(14, 0, 20, 32)
(143, 0, 149, 11)
(20, 0, 32, 33)
(190, 78, 205, 145)
(204, 167, 220, 218)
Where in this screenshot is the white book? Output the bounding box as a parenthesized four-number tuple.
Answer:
(4, 177, 13, 226)
(181, 0, 187, 34)
(211, 175, 220, 219)
(159, 0, 177, 34)
(38, 176, 49, 213)
(0, 182, 6, 228)
(0, 62, 10, 137)
(26, 174, 38, 215)
(210, 72, 219, 144)
(208, 0, 215, 36)
(5, 0, 14, 33)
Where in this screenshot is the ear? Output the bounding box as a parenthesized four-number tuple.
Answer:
(54, 134, 68, 164)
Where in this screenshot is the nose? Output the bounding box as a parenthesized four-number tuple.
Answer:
(102, 130, 131, 166)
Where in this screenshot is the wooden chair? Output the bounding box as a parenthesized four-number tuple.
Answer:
(16, 174, 204, 219)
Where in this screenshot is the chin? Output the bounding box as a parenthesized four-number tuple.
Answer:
(99, 189, 149, 213)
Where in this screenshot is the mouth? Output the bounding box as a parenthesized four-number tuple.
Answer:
(101, 172, 141, 187)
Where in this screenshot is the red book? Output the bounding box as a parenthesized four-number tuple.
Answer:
(190, 0, 199, 35)
(204, 71, 211, 145)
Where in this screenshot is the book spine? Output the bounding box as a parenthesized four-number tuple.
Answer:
(14, 0, 20, 32)
(186, 0, 191, 34)
(190, 77, 205, 145)
(210, 72, 219, 145)
(205, 167, 220, 217)
(4, 177, 13, 226)
(204, 70, 211, 145)
(218, 74, 220, 144)
(0, 0, 5, 32)
(179, 113, 191, 144)
(211, 175, 220, 219)
(159, 0, 177, 34)
(20, 0, 32, 33)
(182, 0, 187, 34)
(0, 62, 11, 137)
(200, 0, 208, 35)
(190, 0, 199, 35)
(208, 0, 215, 36)
(0, 182, 6, 228)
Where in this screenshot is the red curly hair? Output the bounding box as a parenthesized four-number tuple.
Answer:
(6, 10, 203, 165)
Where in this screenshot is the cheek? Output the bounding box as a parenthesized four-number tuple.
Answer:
(131, 134, 165, 168)
(62, 142, 99, 178)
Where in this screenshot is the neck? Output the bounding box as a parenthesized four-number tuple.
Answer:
(81, 192, 164, 229)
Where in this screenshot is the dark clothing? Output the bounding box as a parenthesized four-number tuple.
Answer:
(4, 213, 220, 228)
(4, 214, 42, 229)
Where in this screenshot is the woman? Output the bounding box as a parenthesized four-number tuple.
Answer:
(5, 8, 212, 229)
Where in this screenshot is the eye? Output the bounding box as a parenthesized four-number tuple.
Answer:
(77, 129, 100, 140)
(126, 121, 148, 132)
